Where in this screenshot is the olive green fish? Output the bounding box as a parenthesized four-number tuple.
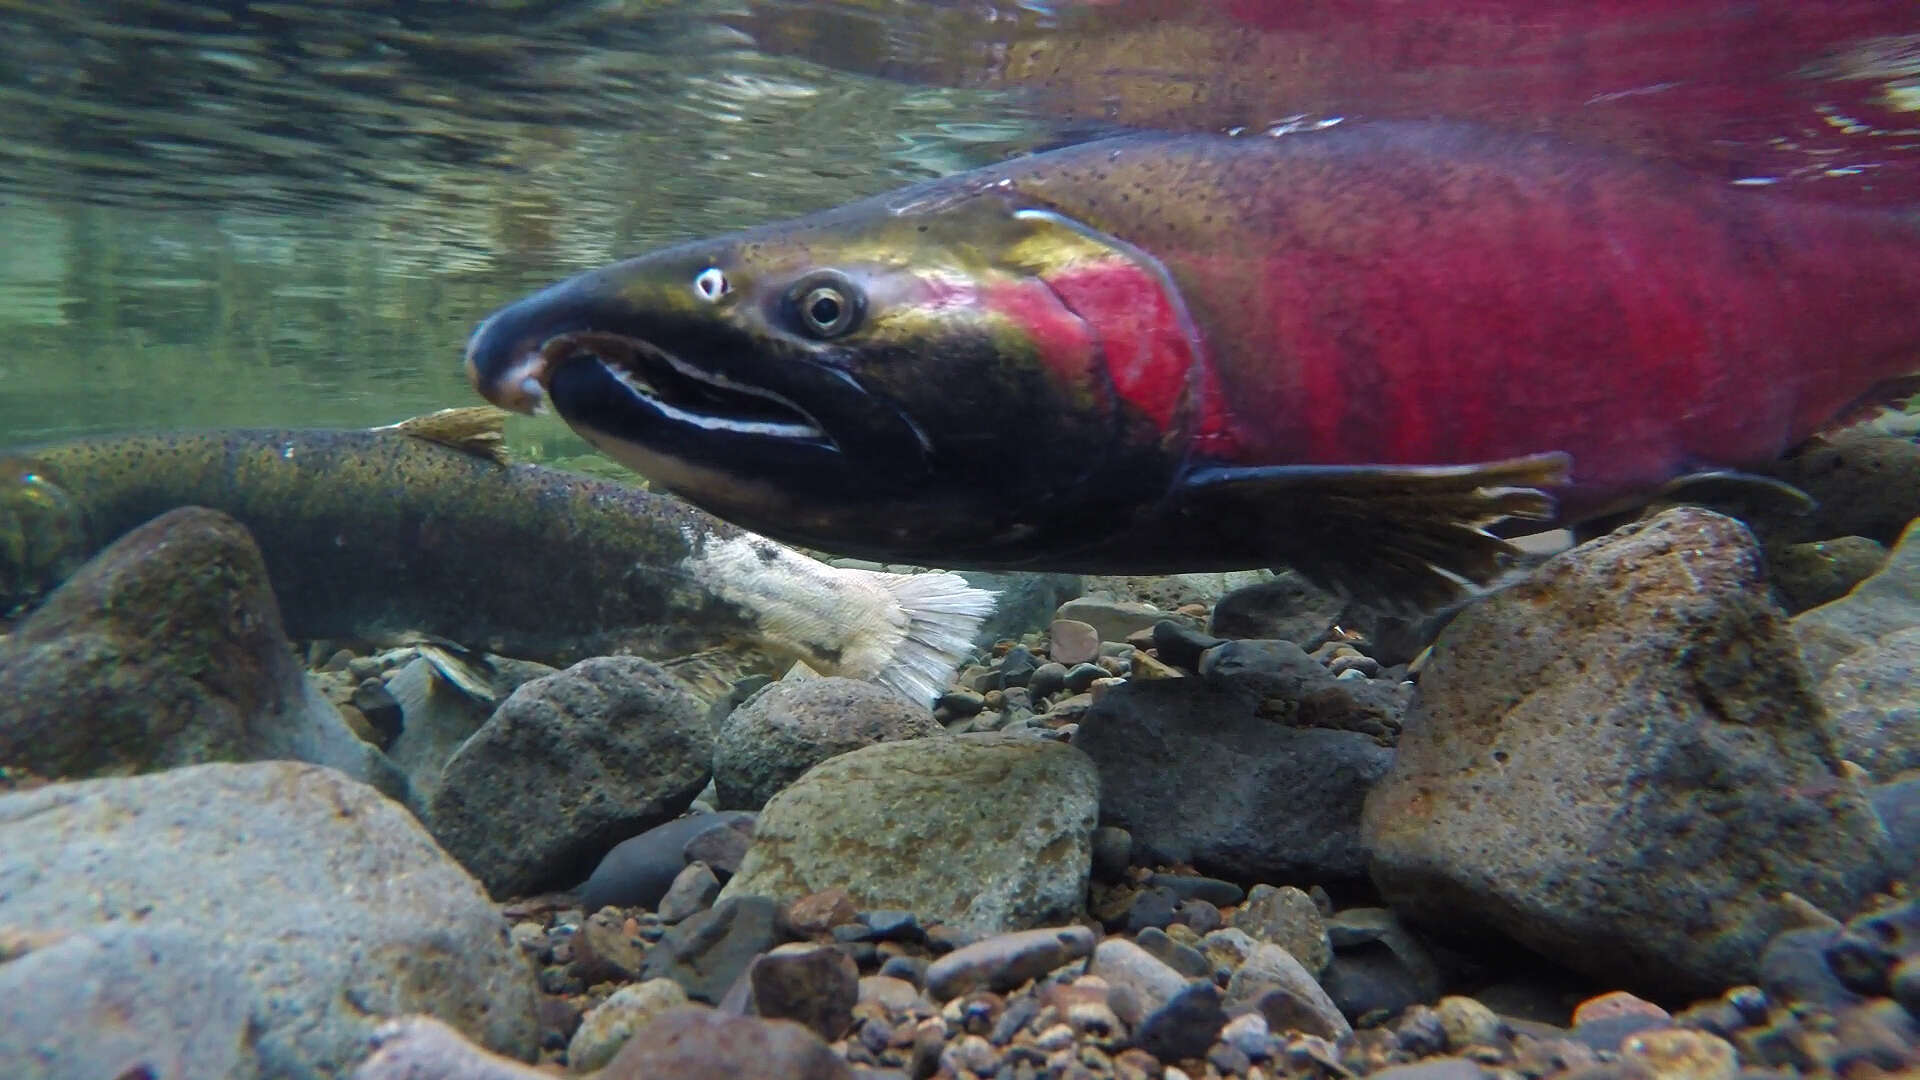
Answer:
(0, 408, 994, 703)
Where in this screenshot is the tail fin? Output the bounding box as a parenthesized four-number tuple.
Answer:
(860, 570, 999, 705)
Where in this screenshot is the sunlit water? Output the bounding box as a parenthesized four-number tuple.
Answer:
(4, 0, 1920, 458)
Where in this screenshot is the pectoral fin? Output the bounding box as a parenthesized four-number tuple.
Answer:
(1172, 453, 1571, 610)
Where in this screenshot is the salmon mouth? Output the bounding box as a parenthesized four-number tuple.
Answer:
(540, 331, 833, 447)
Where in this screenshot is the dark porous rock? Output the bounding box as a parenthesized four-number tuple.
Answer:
(924, 925, 1097, 1001)
(0, 925, 253, 1080)
(429, 656, 712, 897)
(0, 507, 405, 799)
(1772, 537, 1888, 613)
(1152, 620, 1226, 671)
(683, 814, 755, 877)
(641, 895, 790, 1004)
(1075, 678, 1392, 885)
(352, 1016, 557, 1080)
(746, 943, 861, 1042)
(720, 734, 1098, 935)
(1209, 570, 1344, 651)
(600, 1005, 852, 1080)
(1364, 508, 1893, 998)
(956, 571, 1081, 652)
(714, 677, 943, 811)
(1872, 776, 1920, 884)
(0, 762, 538, 1079)
(1137, 980, 1230, 1063)
(1759, 428, 1920, 548)
(580, 811, 757, 912)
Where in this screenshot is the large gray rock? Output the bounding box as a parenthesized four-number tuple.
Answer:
(0, 507, 404, 799)
(714, 677, 943, 810)
(719, 733, 1098, 934)
(1072, 678, 1393, 884)
(0, 925, 253, 1080)
(1364, 508, 1892, 997)
(0, 762, 539, 1079)
(428, 656, 713, 897)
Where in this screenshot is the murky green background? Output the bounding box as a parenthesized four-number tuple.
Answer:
(0, 1, 1052, 455)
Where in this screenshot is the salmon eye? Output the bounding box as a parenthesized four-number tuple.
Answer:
(786, 270, 863, 338)
(693, 267, 729, 300)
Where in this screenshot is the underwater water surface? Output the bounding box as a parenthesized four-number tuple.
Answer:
(3, 0, 1920, 455)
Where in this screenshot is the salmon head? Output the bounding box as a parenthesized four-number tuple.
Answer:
(465, 162, 1208, 567)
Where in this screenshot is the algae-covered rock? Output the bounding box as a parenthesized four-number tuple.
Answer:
(0, 507, 404, 798)
(1364, 508, 1891, 998)
(719, 733, 1097, 934)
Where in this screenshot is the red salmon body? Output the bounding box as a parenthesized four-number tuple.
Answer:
(996, 124, 1920, 523)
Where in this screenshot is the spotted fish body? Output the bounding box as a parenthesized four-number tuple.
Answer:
(466, 122, 1920, 605)
(0, 418, 995, 702)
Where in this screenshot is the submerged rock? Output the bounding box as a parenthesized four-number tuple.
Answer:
(719, 733, 1098, 934)
(1073, 678, 1393, 884)
(428, 656, 713, 898)
(0, 507, 404, 799)
(714, 676, 944, 810)
(1364, 508, 1892, 997)
(1792, 522, 1920, 777)
(580, 811, 757, 913)
(0, 762, 539, 1079)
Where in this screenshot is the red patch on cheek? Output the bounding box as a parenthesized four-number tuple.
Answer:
(979, 278, 1105, 392)
(1036, 261, 1204, 436)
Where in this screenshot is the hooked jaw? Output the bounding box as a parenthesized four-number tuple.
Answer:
(464, 310, 549, 415)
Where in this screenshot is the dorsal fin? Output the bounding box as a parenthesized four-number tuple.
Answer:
(373, 406, 511, 464)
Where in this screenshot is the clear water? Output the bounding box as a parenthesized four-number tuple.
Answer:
(0, 1, 1052, 456)
(4, 0, 1919, 458)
